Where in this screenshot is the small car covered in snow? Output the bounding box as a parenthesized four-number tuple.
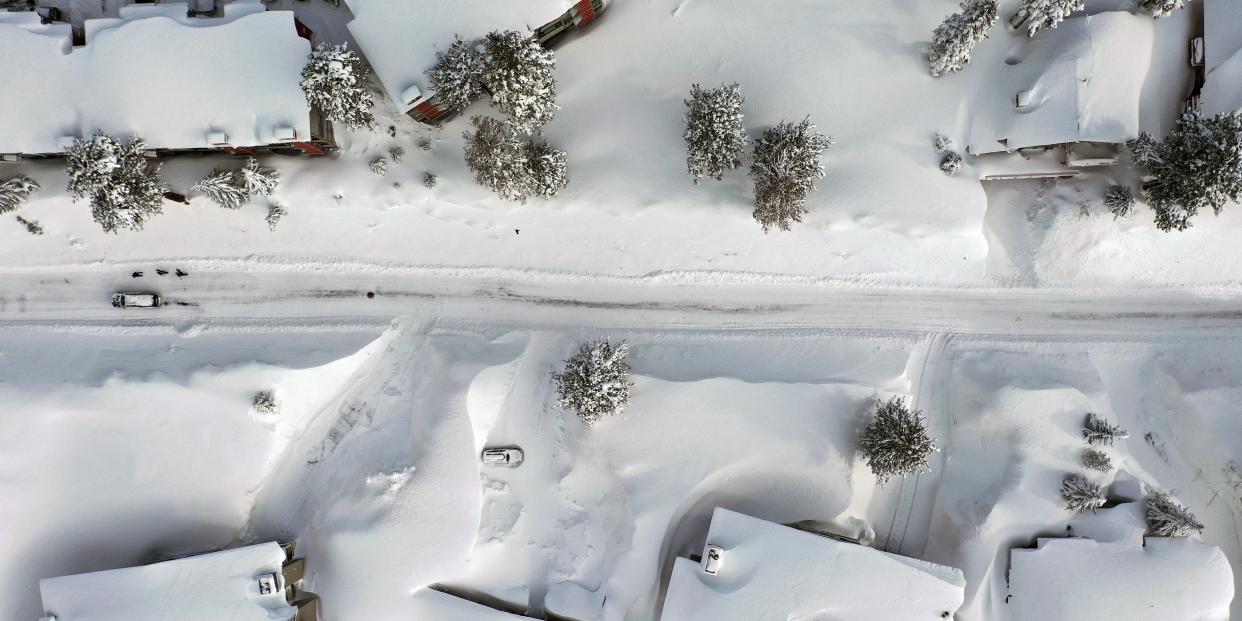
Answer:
(111, 292, 161, 308)
(481, 446, 524, 467)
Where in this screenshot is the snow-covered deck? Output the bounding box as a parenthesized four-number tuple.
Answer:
(967, 11, 1153, 155)
(0, 2, 312, 156)
(343, 0, 570, 110)
(1201, 0, 1242, 116)
(38, 542, 298, 621)
(661, 508, 966, 621)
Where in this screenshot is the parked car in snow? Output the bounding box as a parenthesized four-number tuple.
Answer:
(111, 292, 161, 308)
(481, 447, 524, 467)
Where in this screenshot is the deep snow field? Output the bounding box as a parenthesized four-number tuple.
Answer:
(5, 316, 1241, 620)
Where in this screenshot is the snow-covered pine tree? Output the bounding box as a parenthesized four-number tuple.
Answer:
(1138, 0, 1184, 18)
(389, 146, 406, 163)
(1082, 412, 1128, 446)
(238, 157, 279, 197)
(1020, 0, 1085, 37)
(192, 168, 249, 210)
(0, 175, 40, 214)
(553, 338, 634, 427)
(1145, 489, 1204, 536)
(1128, 112, 1242, 231)
(65, 134, 168, 233)
(301, 42, 375, 130)
(464, 115, 532, 201)
(424, 172, 438, 188)
(858, 397, 939, 485)
(940, 151, 963, 176)
(928, 0, 999, 77)
(428, 37, 487, 113)
(1081, 448, 1113, 472)
(1104, 185, 1136, 219)
(266, 200, 287, 231)
(482, 30, 558, 131)
(934, 134, 954, 154)
(525, 134, 568, 198)
(1061, 474, 1107, 513)
(684, 82, 748, 184)
(369, 156, 389, 175)
(750, 117, 834, 232)
(252, 390, 279, 416)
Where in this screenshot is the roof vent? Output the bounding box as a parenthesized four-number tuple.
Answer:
(1015, 89, 1034, 109)
(257, 572, 279, 596)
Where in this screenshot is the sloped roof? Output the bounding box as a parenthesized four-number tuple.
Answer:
(343, 0, 570, 109)
(0, 2, 311, 155)
(968, 11, 1154, 154)
(660, 508, 966, 621)
(39, 542, 297, 621)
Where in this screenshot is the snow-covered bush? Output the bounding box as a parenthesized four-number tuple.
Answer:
(553, 338, 634, 427)
(192, 168, 249, 209)
(252, 390, 278, 416)
(750, 117, 834, 232)
(940, 151, 963, 176)
(1082, 412, 1128, 446)
(1104, 185, 1136, 219)
(684, 83, 748, 183)
(1019, 0, 1085, 37)
(301, 42, 375, 130)
(1129, 112, 1242, 231)
(370, 156, 389, 176)
(464, 116, 568, 202)
(266, 200, 287, 231)
(15, 215, 42, 235)
(928, 0, 999, 77)
(524, 134, 569, 199)
(934, 134, 954, 154)
(0, 175, 39, 214)
(238, 158, 279, 197)
(858, 397, 938, 485)
(1061, 474, 1107, 513)
(424, 172, 438, 188)
(1145, 489, 1204, 536)
(389, 146, 406, 164)
(1081, 448, 1113, 472)
(482, 30, 557, 131)
(419, 138, 433, 152)
(1138, 0, 1184, 18)
(428, 37, 486, 112)
(65, 133, 168, 233)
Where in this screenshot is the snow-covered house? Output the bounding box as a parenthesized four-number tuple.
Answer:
(342, 0, 605, 124)
(1007, 501, 1234, 620)
(967, 11, 1154, 167)
(660, 508, 966, 621)
(0, 2, 334, 161)
(1200, 0, 1242, 116)
(37, 541, 319, 621)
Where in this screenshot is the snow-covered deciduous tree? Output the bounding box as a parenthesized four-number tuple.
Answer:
(750, 117, 834, 232)
(301, 42, 375, 130)
(1061, 474, 1107, 513)
(1081, 448, 1113, 472)
(1019, 0, 1085, 37)
(1129, 112, 1242, 231)
(1082, 413, 1128, 446)
(266, 200, 287, 231)
(928, 0, 999, 77)
(0, 175, 39, 214)
(1145, 489, 1204, 536)
(369, 156, 389, 176)
(859, 397, 938, 485)
(482, 30, 557, 131)
(428, 37, 487, 112)
(940, 151, 963, 176)
(65, 134, 168, 233)
(1104, 185, 1136, 219)
(684, 83, 748, 184)
(192, 168, 248, 210)
(464, 115, 532, 201)
(238, 158, 279, 197)
(524, 134, 568, 199)
(553, 338, 634, 427)
(1138, 0, 1184, 18)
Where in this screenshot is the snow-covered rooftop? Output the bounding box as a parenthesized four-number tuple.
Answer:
(1008, 510, 1234, 620)
(38, 542, 298, 621)
(967, 11, 1153, 155)
(410, 588, 530, 620)
(660, 508, 966, 621)
(0, 2, 311, 155)
(1201, 0, 1242, 116)
(343, 0, 570, 109)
